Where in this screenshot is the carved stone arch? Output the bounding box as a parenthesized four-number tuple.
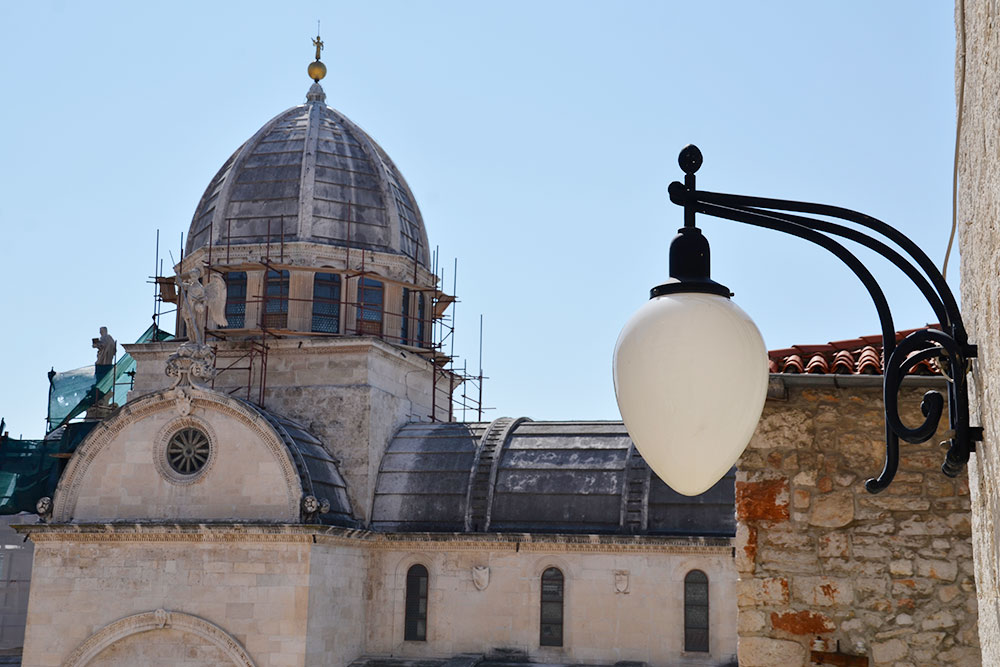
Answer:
(62, 609, 256, 667)
(52, 386, 303, 522)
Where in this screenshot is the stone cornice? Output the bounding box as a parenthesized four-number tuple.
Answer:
(15, 522, 732, 554)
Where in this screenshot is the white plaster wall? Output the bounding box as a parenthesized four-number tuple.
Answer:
(57, 395, 298, 523)
(958, 2, 1000, 664)
(21, 539, 312, 667)
(365, 545, 736, 666)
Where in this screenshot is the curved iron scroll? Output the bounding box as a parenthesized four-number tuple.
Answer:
(668, 145, 981, 493)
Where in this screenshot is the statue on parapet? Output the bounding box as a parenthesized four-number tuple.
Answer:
(92, 326, 116, 382)
(177, 268, 227, 346)
(168, 268, 225, 388)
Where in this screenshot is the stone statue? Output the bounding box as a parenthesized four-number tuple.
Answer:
(177, 268, 228, 346)
(92, 327, 116, 365)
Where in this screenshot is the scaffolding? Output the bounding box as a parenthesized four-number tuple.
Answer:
(150, 219, 489, 422)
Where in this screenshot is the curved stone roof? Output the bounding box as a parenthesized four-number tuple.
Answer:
(186, 83, 430, 269)
(243, 400, 355, 526)
(371, 419, 735, 536)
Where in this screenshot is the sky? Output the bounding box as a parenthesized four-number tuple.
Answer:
(0, 2, 958, 437)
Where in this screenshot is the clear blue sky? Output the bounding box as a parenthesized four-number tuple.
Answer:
(0, 2, 957, 436)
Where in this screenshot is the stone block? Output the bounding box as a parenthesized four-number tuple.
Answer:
(737, 577, 790, 605)
(736, 477, 790, 522)
(871, 637, 908, 662)
(817, 533, 849, 558)
(737, 636, 805, 667)
(792, 577, 853, 607)
(915, 558, 958, 582)
(770, 609, 835, 635)
(808, 491, 854, 527)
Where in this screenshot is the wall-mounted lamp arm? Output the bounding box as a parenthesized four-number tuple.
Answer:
(666, 145, 980, 493)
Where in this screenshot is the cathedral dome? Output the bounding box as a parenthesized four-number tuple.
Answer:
(185, 83, 430, 269)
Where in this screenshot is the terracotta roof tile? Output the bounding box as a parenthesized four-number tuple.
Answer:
(768, 325, 944, 376)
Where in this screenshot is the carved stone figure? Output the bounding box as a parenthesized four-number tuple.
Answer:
(93, 327, 116, 365)
(165, 342, 216, 389)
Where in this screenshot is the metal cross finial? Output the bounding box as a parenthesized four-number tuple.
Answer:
(313, 23, 323, 61)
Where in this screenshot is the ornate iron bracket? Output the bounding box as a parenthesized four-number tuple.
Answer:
(667, 145, 981, 493)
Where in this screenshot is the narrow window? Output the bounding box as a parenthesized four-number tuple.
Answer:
(312, 272, 341, 333)
(357, 277, 383, 336)
(416, 292, 427, 348)
(404, 564, 428, 641)
(401, 287, 411, 344)
(540, 567, 564, 647)
(684, 570, 709, 652)
(262, 269, 289, 329)
(224, 271, 247, 328)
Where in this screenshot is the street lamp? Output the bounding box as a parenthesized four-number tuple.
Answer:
(613, 145, 980, 496)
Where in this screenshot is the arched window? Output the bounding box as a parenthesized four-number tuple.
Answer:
(416, 292, 427, 348)
(540, 567, 564, 647)
(404, 564, 428, 641)
(684, 570, 709, 652)
(401, 287, 411, 344)
(357, 277, 383, 336)
(223, 272, 247, 328)
(312, 272, 341, 333)
(262, 269, 289, 329)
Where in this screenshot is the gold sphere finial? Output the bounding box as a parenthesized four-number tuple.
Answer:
(310, 26, 326, 83)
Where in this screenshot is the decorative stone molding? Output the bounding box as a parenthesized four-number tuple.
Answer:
(35, 496, 52, 522)
(153, 414, 218, 485)
(18, 522, 734, 558)
(472, 565, 490, 591)
(165, 342, 216, 388)
(62, 609, 256, 666)
(51, 387, 302, 522)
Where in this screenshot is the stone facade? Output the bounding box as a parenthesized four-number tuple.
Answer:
(0, 515, 34, 654)
(17, 526, 736, 667)
(956, 2, 1000, 666)
(127, 337, 449, 523)
(735, 376, 979, 666)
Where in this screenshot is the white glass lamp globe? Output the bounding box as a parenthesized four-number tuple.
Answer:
(613, 291, 769, 496)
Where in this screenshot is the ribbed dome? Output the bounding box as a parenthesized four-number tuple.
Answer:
(186, 83, 430, 269)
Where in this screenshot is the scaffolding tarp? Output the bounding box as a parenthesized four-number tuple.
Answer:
(0, 422, 96, 515)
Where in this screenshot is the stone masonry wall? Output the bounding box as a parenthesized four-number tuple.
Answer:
(956, 1, 1000, 665)
(735, 378, 979, 666)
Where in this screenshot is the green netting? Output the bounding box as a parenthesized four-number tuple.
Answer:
(0, 422, 96, 514)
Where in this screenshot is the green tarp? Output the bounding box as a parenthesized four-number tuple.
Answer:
(0, 422, 96, 514)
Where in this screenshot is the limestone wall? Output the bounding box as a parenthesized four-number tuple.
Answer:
(304, 541, 367, 666)
(0, 515, 34, 652)
(20, 534, 314, 667)
(126, 338, 453, 523)
(956, 2, 1000, 665)
(734, 378, 979, 666)
(365, 538, 737, 666)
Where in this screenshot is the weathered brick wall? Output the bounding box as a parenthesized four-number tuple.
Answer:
(735, 378, 979, 666)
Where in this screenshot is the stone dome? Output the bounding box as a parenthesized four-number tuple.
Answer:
(186, 83, 430, 269)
